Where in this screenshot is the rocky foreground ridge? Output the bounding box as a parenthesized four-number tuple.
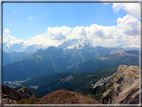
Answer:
(2, 85, 36, 104)
(17, 89, 102, 104)
(102, 65, 140, 104)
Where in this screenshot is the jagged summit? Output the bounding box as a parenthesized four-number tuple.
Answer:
(3, 37, 139, 53)
(58, 38, 92, 50)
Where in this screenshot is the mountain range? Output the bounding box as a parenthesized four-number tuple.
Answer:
(2, 38, 124, 66)
(3, 45, 131, 82)
(3, 38, 139, 53)
(2, 38, 139, 88)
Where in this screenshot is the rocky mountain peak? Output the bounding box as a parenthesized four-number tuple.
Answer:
(58, 38, 92, 50)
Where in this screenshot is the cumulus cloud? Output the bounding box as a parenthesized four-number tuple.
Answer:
(117, 14, 140, 36)
(25, 34, 63, 48)
(3, 28, 24, 45)
(47, 26, 71, 40)
(24, 26, 71, 47)
(70, 26, 87, 40)
(4, 28, 10, 34)
(3, 12, 140, 49)
(112, 3, 140, 18)
(28, 16, 35, 20)
(96, 30, 105, 38)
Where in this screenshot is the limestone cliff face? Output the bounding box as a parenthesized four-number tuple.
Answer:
(102, 65, 140, 104)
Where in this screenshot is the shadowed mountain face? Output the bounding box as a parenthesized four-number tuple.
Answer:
(17, 89, 102, 104)
(2, 85, 37, 104)
(2, 85, 25, 104)
(3, 47, 62, 81)
(66, 51, 139, 72)
(3, 51, 32, 66)
(3, 46, 126, 82)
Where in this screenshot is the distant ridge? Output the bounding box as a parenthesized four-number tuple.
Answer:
(3, 45, 125, 82)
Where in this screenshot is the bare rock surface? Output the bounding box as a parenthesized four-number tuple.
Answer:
(102, 65, 140, 104)
(16, 86, 37, 98)
(93, 74, 115, 88)
(58, 75, 74, 83)
(2, 85, 25, 104)
(2, 85, 37, 104)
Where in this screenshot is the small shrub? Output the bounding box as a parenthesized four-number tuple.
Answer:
(72, 94, 75, 96)
(108, 82, 114, 87)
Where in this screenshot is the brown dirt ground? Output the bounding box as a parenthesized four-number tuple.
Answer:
(35, 89, 102, 104)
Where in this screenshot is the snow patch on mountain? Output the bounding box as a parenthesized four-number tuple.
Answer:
(116, 44, 139, 50)
(3, 37, 139, 53)
(58, 38, 92, 50)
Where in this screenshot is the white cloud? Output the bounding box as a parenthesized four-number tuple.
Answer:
(14, 9, 16, 12)
(28, 16, 35, 20)
(4, 28, 10, 34)
(25, 34, 63, 47)
(117, 14, 140, 36)
(47, 26, 71, 40)
(3, 22, 140, 49)
(104, 3, 110, 5)
(24, 26, 72, 47)
(3, 10, 140, 49)
(112, 3, 140, 18)
(3, 28, 25, 45)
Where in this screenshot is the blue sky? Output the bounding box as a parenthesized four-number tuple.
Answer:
(2, 2, 140, 48)
(3, 3, 127, 40)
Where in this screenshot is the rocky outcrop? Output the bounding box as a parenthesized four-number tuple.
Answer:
(92, 73, 115, 88)
(102, 65, 140, 104)
(2, 85, 37, 104)
(58, 75, 74, 83)
(15, 86, 37, 98)
(2, 85, 25, 104)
